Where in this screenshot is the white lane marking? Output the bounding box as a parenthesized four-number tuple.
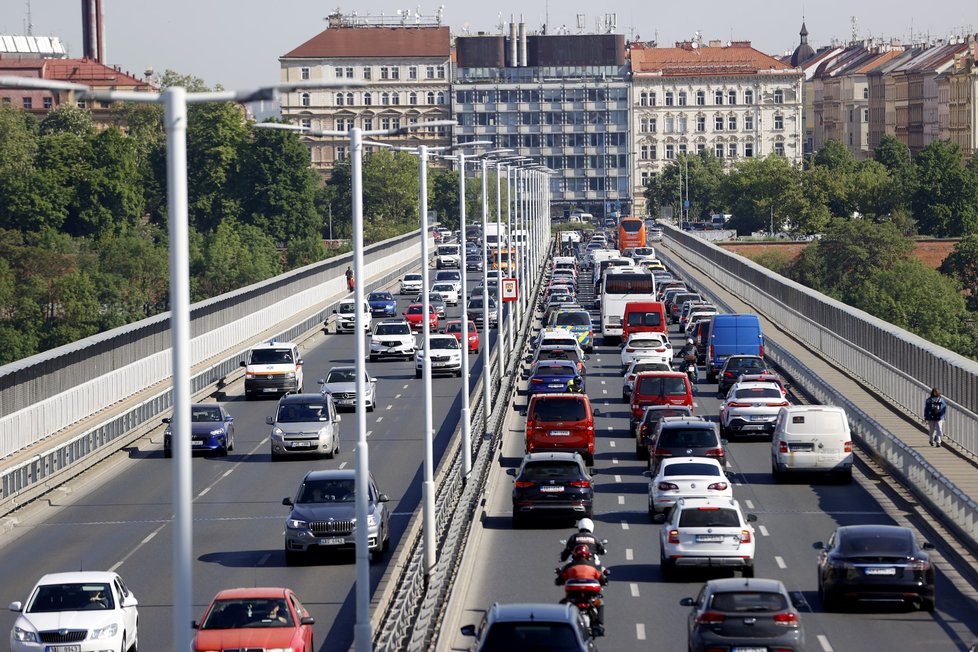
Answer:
(141, 532, 157, 545)
(607, 426, 614, 431)
(625, 548, 634, 561)
(693, 402, 699, 408)
(609, 441, 616, 448)
(615, 475, 622, 483)
(601, 380, 606, 385)
(744, 500, 754, 509)
(366, 430, 373, 438)
(602, 389, 607, 394)
(759, 525, 770, 537)
(197, 487, 210, 497)
(395, 393, 402, 399)
(376, 416, 384, 422)
(612, 457, 619, 465)
(817, 635, 834, 652)
(775, 556, 787, 569)
(222, 469, 233, 478)
(630, 583, 640, 597)
(621, 521, 630, 530)
(258, 553, 271, 566)
(386, 404, 393, 410)
(339, 462, 348, 469)
(618, 496, 625, 505)
(403, 384, 409, 389)
(636, 624, 646, 640)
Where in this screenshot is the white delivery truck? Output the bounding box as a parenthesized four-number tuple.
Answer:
(484, 223, 508, 249)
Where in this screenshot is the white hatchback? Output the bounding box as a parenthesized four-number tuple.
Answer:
(659, 497, 757, 581)
(645, 457, 732, 517)
(620, 332, 672, 371)
(719, 381, 790, 439)
(399, 273, 423, 295)
(430, 282, 460, 306)
(415, 333, 462, 378)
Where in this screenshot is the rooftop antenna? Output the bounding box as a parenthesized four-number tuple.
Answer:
(850, 16, 858, 45)
(576, 13, 586, 34)
(436, 4, 444, 26)
(496, 11, 504, 34)
(25, 0, 33, 35)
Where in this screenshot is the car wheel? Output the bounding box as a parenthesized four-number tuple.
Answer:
(921, 596, 936, 612)
(584, 453, 594, 466)
(621, 392, 628, 403)
(271, 452, 282, 462)
(219, 441, 229, 457)
(119, 634, 126, 652)
(821, 587, 840, 612)
(742, 563, 754, 578)
(325, 441, 335, 460)
(415, 369, 422, 379)
(368, 402, 375, 412)
(163, 449, 172, 459)
(771, 461, 783, 482)
(660, 549, 676, 582)
(369, 354, 378, 362)
(227, 433, 234, 452)
(285, 549, 302, 566)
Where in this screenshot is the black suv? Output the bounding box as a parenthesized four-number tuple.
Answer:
(635, 405, 694, 461)
(717, 355, 770, 397)
(648, 417, 725, 474)
(506, 452, 594, 528)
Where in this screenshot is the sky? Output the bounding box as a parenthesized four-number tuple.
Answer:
(1, 1, 975, 91)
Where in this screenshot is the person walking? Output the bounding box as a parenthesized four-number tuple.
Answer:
(345, 266, 354, 292)
(924, 387, 947, 447)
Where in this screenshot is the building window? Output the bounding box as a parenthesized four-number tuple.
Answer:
(336, 93, 345, 106)
(727, 115, 737, 131)
(426, 65, 435, 79)
(641, 171, 651, 185)
(665, 91, 674, 106)
(639, 91, 648, 106)
(336, 146, 348, 162)
(744, 113, 754, 130)
(301, 93, 311, 107)
(728, 142, 737, 158)
(744, 89, 754, 104)
(437, 66, 446, 79)
(849, 132, 853, 145)
(863, 108, 869, 122)
(334, 66, 343, 78)
(363, 67, 372, 80)
(728, 90, 737, 105)
(392, 117, 401, 129)
(696, 115, 706, 132)
(696, 91, 705, 105)
(678, 143, 688, 155)
(76, 99, 87, 109)
(649, 92, 657, 106)
(715, 115, 724, 131)
(381, 92, 390, 105)
(678, 116, 688, 133)
(298, 118, 310, 129)
(774, 114, 784, 130)
(863, 87, 869, 99)
(301, 67, 310, 80)
(391, 93, 400, 105)
(696, 143, 706, 154)
(849, 109, 854, 123)
(714, 90, 724, 105)
(773, 89, 784, 104)
(380, 66, 389, 80)
(364, 92, 372, 106)
(640, 144, 651, 160)
(345, 67, 354, 78)
(43, 97, 52, 109)
(363, 117, 373, 130)
(409, 66, 418, 80)
(665, 144, 675, 159)
(774, 141, 785, 156)
(22, 97, 32, 109)
(409, 92, 418, 104)
(678, 91, 687, 106)
(664, 116, 674, 133)
(381, 116, 391, 130)
(715, 143, 725, 158)
(436, 91, 446, 104)
(390, 66, 400, 80)
(346, 92, 354, 105)
(745, 142, 754, 157)
(426, 91, 435, 104)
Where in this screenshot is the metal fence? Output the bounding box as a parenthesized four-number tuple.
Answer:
(665, 225, 978, 459)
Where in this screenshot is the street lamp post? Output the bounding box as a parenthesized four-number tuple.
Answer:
(479, 157, 493, 433)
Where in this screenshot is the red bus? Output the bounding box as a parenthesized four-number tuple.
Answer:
(618, 217, 646, 252)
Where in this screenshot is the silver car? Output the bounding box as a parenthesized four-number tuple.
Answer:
(282, 469, 390, 564)
(319, 366, 377, 412)
(266, 393, 341, 460)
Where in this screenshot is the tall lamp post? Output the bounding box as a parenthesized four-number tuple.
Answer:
(0, 75, 362, 652)
(255, 118, 453, 651)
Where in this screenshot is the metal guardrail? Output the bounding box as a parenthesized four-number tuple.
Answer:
(656, 245, 978, 553)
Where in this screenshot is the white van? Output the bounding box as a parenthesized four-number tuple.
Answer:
(771, 405, 852, 482)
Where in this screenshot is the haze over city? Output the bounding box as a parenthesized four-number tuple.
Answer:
(1, 0, 974, 90)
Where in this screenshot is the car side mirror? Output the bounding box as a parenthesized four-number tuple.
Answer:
(746, 514, 758, 522)
(460, 624, 477, 637)
(790, 594, 809, 610)
(225, 416, 233, 422)
(300, 616, 316, 625)
(506, 468, 517, 476)
(8, 601, 23, 612)
(192, 620, 200, 629)
(642, 470, 651, 477)
(317, 379, 326, 385)
(265, 416, 274, 425)
(332, 309, 337, 314)
(369, 377, 377, 383)
(122, 595, 138, 608)
(162, 417, 172, 424)
(812, 541, 825, 550)
(378, 493, 390, 502)
(679, 597, 696, 607)
(297, 358, 303, 365)
(335, 414, 342, 422)
(240, 360, 247, 368)
(921, 542, 936, 550)
(282, 497, 293, 506)
(592, 408, 600, 416)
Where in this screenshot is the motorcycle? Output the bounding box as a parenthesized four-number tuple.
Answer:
(555, 575, 606, 637)
(677, 353, 697, 384)
(559, 538, 608, 569)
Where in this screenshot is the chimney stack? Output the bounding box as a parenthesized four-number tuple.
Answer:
(81, 0, 104, 62)
(509, 19, 518, 67)
(518, 18, 527, 67)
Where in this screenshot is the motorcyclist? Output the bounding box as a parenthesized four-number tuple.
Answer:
(555, 544, 607, 635)
(677, 338, 698, 370)
(560, 518, 607, 562)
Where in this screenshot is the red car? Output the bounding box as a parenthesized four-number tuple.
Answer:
(403, 303, 439, 331)
(442, 319, 480, 352)
(193, 587, 315, 652)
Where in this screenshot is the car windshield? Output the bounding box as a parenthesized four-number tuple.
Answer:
(376, 324, 409, 335)
(660, 428, 717, 447)
(404, 274, 421, 282)
(430, 338, 459, 350)
(339, 303, 355, 314)
(710, 591, 787, 613)
(521, 461, 581, 481)
(201, 598, 294, 629)
(840, 531, 913, 556)
(633, 362, 670, 374)
(678, 507, 740, 528)
(437, 246, 457, 255)
(481, 622, 580, 649)
(432, 284, 454, 293)
(277, 402, 331, 422)
(637, 376, 688, 396)
(627, 311, 662, 327)
(555, 312, 590, 327)
(369, 292, 392, 302)
(729, 358, 766, 371)
(733, 387, 782, 399)
(326, 369, 356, 383)
(299, 478, 356, 503)
(531, 398, 587, 421)
(191, 406, 223, 422)
(534, 364, 576, 377)
(643, 407, 692, 424)
(250, 348, 294, 365)
(27, 583, 115, 612)
(663, 463, 721, 477)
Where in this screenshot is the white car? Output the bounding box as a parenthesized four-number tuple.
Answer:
(719, 381, 791, 439)
(620, 332, 672, 371)
(645, 457, 733, 517)
(319, 365, 377, 411)
(659, 497, 757, 581)
(9, 571, 139, 652)
(399, 273, 423, 295)
(415, 333, 462, 378)
(430, 282, 460, 306)
(622, 359, 672, 401)
(369, 319, 416, 361)
(332, 297, 371, 333)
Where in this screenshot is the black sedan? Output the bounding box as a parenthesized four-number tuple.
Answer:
(815, 524, 936, 612)
(163, 403, 234, 457)
(506, 452, 593, 528)
(716, 355, 770, 397)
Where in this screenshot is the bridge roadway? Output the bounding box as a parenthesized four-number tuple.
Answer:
(0, 268, 502, 651)
(440, 245, 978, 651)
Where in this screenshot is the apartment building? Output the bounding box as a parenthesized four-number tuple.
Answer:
(941, 42, 978, 159)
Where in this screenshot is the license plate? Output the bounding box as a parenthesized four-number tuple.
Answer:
(318, 537, 345, 545)
(749, 415, 770, 421)
(289, 441, 314, 448)
(742, 424, 766, 431)
(865, 567, 897, 576)
(696, 535, 724, 543)
(549, 430, 571, 436)
(540, 486, 565, 493)
(791, 443, 814, 452)
(549, 384, 565, 389)
(263, 388, 278, 392)
(732, 648, 766, 652)
(47, 646, 81, 652)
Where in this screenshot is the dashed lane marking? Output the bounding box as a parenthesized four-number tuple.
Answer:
(602, 389, 608, 394)
(197, 487, 210, 498)
(601, 380, 606, 385)
(258, 553, 271, 566)
(615, 475, 622, 483)
(395, 394, 402, 399)
(618, 496, 625, 505)
(625, 548, 634, 561)
(817, 635, 833, 652)
(339, 462, 347, 469)
(621, 521, 630, 531)
(609, 441, 616, 448)
(386, 404, 393, 410)
(630, 583, 640, 597)
(744, 500, 754, 509)
(759, 525, 770, 537)
(612, 457, 619, 465)
(775, 556, 787, 569)
(366, 431, 372, 437)
(607, 426, 614, 431)
(636, 624, 646, 641)
(222, 470, 233, 478)
(140, 532, 156, 545)
(403, 384, 409, 389)
(376, 416, 384, 422)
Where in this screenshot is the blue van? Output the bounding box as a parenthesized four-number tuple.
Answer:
(706, 314, 764, 382)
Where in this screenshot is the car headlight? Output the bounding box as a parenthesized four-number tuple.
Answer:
(287, 517, 308, 529)
(285, 371, 296, 379)
(164, 427, 172, 436)
(271, 427, 284, 438)
(91, 623, 118, 639)
(209, 428, 224, 436)
(266, 648, 297, 652)
(12, 626, 38, 642)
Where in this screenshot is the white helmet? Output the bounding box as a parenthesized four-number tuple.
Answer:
(577, 518, 594, 533)
(687, 338, 694, 345)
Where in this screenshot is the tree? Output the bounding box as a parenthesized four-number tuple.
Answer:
(70, 128, 145, 237)
(95, 228, 170, 322)
(940, 234, 978, 310)
(720, 156, 807, 235)
(0, 103, 38, 172)
(39, 103, 95, 138)
(812, 139, 857, 174)
(191, 219, 282, 300)
(185, 102, 248, 233)
(430, 168, 460, 230)
(911, 140, 978, 236)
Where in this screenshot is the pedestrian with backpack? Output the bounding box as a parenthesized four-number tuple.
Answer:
(924, 387, 946, 447)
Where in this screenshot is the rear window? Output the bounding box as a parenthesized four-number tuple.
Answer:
(530, 398, 588, 422)
(627, 311, 662, 327)
(734, 387, 782, 399)
(710, 592, 787, 613)
(521, 461, 581, 481)
(534, 364, 576, 377)
(637, 376, 689, 397)
(642, 407, 692, 424)
(678, 507, 740, 528)
(659, 428, 717, 448)
(633, 362, 671, 374)
(840, 531, 913, 556)
(729, 358, 766, 371)
(482, 623, 580, 648)
(663, 463, 721, 477)
(555, 312, 591, 327)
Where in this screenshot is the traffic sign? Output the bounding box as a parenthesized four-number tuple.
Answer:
(501, 278, 518, 302)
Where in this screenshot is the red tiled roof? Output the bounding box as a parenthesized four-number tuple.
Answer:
(283, 26, 450, 59)
(632, 43, 795, 76)
(0, 57, 151, 88)
(851, 49, 905, 74)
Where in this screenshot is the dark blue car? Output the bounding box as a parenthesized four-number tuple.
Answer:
(526, 360, 585, 396)
(368, 291, 397, 317)
(163, 403, 235, 457)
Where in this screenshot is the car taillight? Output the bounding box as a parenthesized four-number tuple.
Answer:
(709, 344, 715, 359)
(907, 559, 931, 571)
(530, 378, 544, 384)
(723, 371, 734, 378)
(727, 402, 751, 408)
(514, 481, 535, 488)
(707, 482, 728, 491)
(568, 480, 591, 488)
(655, 347, 666, 352)
(740, 530, 752, 543)
(779, 441, 789, 453)
(695, 611, 726, 625)
(772, 612, 799, 627)
(767, 401, 790, 407)
(705, 448, 724, 458)
(657, 481, 679, 491)
(667, 529, 680, 544)
(626, 347, 635, 353)
(844, 441, 852, 453)
(759, 343, 765, 357)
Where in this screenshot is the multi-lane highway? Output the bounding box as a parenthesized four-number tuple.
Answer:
(0, 270, 498, 651)
(442, 253, 978, 651)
